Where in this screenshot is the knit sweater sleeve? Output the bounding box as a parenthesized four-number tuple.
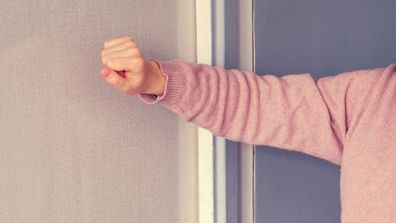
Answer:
(138, 59, 396, 166)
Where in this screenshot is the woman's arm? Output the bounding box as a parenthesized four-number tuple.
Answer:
(139, 59, 395, 166)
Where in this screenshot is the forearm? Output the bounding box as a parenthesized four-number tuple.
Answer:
(139, 59, 378, 165)
(140, 60, 348, 164)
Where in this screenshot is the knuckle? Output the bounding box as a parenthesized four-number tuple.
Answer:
(125, 41, 134, 47)
(129, 58, 143, 69)
(126, 36, 135, 43)
(134, 58, 144, 65)
(126, 48, 136, 56)
(101, 55, 109, 64)
(106, 59, 115, 68)
(104, 40, 112, 48)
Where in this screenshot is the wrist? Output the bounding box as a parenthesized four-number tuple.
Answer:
(142, 60, 165, 96)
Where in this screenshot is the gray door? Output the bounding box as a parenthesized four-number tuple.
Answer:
(254, 0, 396, 223)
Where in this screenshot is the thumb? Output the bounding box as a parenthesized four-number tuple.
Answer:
(100, 67, 131, 93)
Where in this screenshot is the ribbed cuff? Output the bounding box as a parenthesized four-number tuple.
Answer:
(138, 59, 187, 108)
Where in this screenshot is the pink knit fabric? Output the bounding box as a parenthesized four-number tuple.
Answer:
(139, 60, 396, 223)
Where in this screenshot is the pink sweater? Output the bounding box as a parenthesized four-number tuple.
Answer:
(139, 60, 396, 223)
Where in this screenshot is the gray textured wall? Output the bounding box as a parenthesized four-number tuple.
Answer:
(254, 0, 395, 222)
(0, 1, 197, 222)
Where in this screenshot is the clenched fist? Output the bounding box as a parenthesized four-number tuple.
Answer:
(100, 36, 165, 96)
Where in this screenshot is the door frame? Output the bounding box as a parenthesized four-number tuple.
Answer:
(196, 0, 255, 222)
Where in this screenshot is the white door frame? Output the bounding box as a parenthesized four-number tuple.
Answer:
(196, 1, 215, 223)
(196, 0, 254, 223)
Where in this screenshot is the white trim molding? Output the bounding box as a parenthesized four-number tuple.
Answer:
(196, 1, 214, 223)
(196, 0, 254, 222)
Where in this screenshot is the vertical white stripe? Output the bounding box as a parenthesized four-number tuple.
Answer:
(196, 0, 213, 64)
(196, 1, 214, 223)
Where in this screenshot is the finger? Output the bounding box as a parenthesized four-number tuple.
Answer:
(100, 66, 112, 77)
(103, 69, 132, 93)
(104, 57, 143, 72)
(102, 48, 141, 61)
(104, 36, 133, 48)
(102, 41, 137, 56)
(101, 66, 126, 78)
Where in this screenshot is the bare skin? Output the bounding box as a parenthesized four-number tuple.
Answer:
(100, 36, 165, 96)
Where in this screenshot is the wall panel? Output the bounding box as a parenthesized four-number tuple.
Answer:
(0, 1, 197, 222)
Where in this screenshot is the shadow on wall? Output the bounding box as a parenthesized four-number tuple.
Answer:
(0, 0, 197, 222)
